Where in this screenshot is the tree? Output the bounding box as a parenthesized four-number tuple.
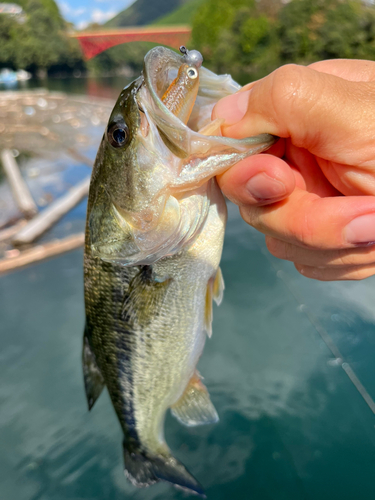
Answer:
(192, 0, 278, 83)
(192, 0, 375, 84)
(0, 0, 84, 75)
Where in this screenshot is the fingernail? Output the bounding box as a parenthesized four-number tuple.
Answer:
(344, 213, 375, 245)
(213, 89, 251, 125)
(246, 172, 287, 202)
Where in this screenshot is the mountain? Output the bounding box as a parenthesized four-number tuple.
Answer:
(15, 0, 63, 23)
(105, 0, 194, 28)
(153, 0, 204, 25)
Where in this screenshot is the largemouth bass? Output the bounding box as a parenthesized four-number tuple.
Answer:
(83, 46, 274, 496)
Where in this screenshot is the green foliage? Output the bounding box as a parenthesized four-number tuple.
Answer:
(192, 0, 250, 55)
(91, 0, 204, 75)
(105, 0, 193, 28)
(192, 0, 375, 84)
(0, 0, 84, 75)
(192, 0, 276, 81)
(86, 42, 157, 76)
(278, 0, 375, 63)
(153, 0, 205, 25)
(16, 0, 63, 22)
(0, 15, 18, 70)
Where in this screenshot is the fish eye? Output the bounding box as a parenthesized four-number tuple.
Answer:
(107, 122, 129, 148)
(187, 67, 198, 80)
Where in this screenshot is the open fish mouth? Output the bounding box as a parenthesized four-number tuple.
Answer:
(139, 45, 276, 169)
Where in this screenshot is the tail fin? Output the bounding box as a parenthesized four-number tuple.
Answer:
(123, 442, 206, 498)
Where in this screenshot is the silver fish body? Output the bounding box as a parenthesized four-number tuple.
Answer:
(83, 47, 275, 496)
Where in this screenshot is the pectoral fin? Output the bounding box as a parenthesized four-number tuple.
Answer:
(82, 326, 105, 411)
(171, 372, 218, 427)
(122, 266, 172, 326)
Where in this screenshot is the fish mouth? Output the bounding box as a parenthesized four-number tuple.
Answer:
(140, 46, 275, 161)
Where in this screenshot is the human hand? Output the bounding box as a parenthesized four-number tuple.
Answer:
(213, 59, 375, 280)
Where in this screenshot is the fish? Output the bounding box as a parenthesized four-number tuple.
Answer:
(83, 45, 275, 497)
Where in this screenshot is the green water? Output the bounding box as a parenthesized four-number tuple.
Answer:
(1, 78, 375, 500)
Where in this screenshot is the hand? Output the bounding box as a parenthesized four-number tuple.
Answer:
(213, 59, 375, 281)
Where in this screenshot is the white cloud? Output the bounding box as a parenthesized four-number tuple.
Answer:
(91, 8, 117, 24)
(76, 20, 89, 30)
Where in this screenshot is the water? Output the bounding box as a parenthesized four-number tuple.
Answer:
(1, 75, 133, 100)
(1, 77, 375, 500)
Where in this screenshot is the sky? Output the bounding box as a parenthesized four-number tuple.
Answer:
(56, 0, 136, 30)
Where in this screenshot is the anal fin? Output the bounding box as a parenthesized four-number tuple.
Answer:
(82, 326, 105, 411)
(171, 372, 218, 427)
(204, 267, 225, 337)
(204, 282, 213, 338)
(213, 267, 224, 305)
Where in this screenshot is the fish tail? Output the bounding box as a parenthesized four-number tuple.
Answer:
(123, 442, 206, 498)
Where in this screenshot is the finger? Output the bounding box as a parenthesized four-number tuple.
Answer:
(263, 138, 285, 158)
(266, 236, 375, 268)
(217, 154, 295, 206)
(309, 59, 375, 82)
(240, 188, 375, 249)
(315, 156, 375, 197)
(285, 142, 341, 197)
(213, 64, 375, 166)
(294, 263, 375, 281)
(233, 59, 375, 95)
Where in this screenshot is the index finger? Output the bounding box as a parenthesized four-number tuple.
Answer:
(308, 59, 375, 82)
(213, 64, 375, 166)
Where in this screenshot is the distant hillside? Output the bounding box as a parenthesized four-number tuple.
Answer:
(105, 0, 193, 27)
(153, 0, 204, 25)
(15, 0, 63, 23)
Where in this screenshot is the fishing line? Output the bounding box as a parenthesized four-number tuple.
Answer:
(256, 237, 375, 416)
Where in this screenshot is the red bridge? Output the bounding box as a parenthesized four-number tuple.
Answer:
(71, 26, 191, 60)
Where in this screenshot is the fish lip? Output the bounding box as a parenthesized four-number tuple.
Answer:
(142, 46, 276, 153)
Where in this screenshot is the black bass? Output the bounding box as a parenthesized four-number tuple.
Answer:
(83, 46, 274, 496)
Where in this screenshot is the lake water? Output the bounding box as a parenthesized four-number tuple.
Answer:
(1, 77, 375, 500)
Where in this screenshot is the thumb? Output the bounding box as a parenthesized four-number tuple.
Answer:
(213, 64, 375, 166)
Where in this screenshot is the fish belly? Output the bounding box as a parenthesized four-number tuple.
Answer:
(131, 183, 227, 453)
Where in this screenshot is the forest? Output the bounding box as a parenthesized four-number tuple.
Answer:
(0, 0, 84, 76)
(2, 0, 375, 80)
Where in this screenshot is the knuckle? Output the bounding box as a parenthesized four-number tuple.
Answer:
(334, 247, 375, 267)
(270, 64, 307, 113)
(240, 205, 261, 229)
(287, 210, 316, 248)
(294, 263, 309, 277)
(269, 64, 319, 145)
(265, 236, 283, 257)
(266, 237, 296, 262)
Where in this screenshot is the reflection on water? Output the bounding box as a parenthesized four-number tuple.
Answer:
(1, 79, 375, 500)
(1, 75, 133, 100)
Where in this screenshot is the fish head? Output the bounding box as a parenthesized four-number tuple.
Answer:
(89, 46, 276, 266)
(99, 79, 140, 210)
(98, 77, 174, 217)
